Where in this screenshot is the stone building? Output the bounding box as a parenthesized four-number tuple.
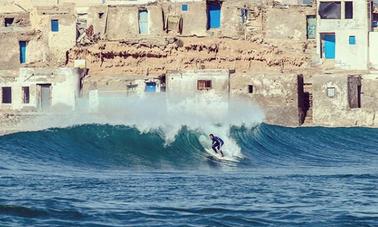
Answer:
(0, 68, 81, 112)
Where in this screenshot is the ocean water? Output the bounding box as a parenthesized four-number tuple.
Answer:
(1, 124, 378, 226)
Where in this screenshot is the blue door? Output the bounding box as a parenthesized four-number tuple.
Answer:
(323, 34, 335, 59)
(19, 41, 27, 64)
(145, 82, 156, 92)
(208, 3, 221, 29)
(139, 10, 149, 34)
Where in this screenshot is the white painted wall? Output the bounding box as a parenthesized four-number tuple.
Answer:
(0, 68, 80, 112)
(369, 32, 378, 69)
(316, 0, 370, 70)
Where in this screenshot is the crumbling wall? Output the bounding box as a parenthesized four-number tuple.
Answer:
(68, 36, 310, 76)
(230, 72, 301, 126)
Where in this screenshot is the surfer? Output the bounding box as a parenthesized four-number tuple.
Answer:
(209, 134, 224, 157)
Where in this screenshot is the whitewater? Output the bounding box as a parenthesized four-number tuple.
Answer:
(1, 93, 378, 226)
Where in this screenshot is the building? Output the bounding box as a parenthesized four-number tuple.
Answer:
(312, 73, 378, 126)
(0, 68, 81, 112)
(316, 0, 371, 70)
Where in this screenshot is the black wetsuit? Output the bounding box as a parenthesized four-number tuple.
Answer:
(211, 136, 224, 156)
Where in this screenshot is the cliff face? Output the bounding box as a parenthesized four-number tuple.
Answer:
(68, 36, 311, 76)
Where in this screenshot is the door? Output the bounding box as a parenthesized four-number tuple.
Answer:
(139, 10, 149, 34)
(306, 16, 316, 39)
(19, 41, 27, 64)
(208, 2, 221, 29)
(323, 34, 336, 59)
(39, 84, 51, 110)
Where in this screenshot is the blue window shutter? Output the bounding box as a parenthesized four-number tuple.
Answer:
(349, 35, 356, 45)
(19, 41, 27, 64)
(181, 4, 188, 11)
(51, 19, 59, 32)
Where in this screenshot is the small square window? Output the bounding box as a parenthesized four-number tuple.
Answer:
(349, 35, 356, 45)
(327, 87, 336, 97)
(197, 80, 212, 90)
(4, 18, 14, 27)
(248, 85, 254, 94)
(2, 87, 12, 104)
(181, 4, 188, 12)
(51, 19, 59, 32)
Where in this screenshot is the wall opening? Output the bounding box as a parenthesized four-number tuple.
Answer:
(326, 87, 336, 97)
(181, 4, 188, 12)
(318, 2, 341, 19)
(2, 87, 12, 104)
(4, 18, 14, 27)
(145, 81, 157, 92)
(320, 33, 336, 59)
(248, 85, 254, 93)
(197, 80, 212, 90)
(306, 15, 316, 39)
(349, 35, 356, 45)
(138, 9, 149, 34)
(98, 12, 104, 19)
(347, 76, 361, 108)
(298, 75, 313, 125)
(22, 86, 30, 104)
(207, 1, 221, 29)
(37, 84, 51, 111)
(345, 1, 353, 19)
(19, 41, 27, 64)
(51, 19, 59, 32)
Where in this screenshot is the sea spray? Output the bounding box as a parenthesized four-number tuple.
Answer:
(12, 92, 264, 158)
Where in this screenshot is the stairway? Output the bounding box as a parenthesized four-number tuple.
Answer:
(303, 83, 313, 125)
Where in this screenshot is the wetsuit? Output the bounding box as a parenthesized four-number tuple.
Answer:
(211, 136, 224, 157)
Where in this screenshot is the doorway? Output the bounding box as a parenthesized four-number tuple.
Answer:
(38, 84, 51, 110)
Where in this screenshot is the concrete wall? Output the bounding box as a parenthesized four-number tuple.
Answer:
(106, 4, 163, 40)
(369, 32, 378, 69)
(167, 69, 229, 95)
(164, 1, 207, 36)
(31, 5, 77, 65)
(230, 73, 301, 126)
(265, 7, 307, 41)
(0, 68, 80, 112)
(312, 73, 378, 127)
(316, 0, 369, 70)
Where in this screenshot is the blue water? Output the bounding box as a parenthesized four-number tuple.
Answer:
(1, 124, 378, 226)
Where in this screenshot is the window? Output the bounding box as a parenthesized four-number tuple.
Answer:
(306, 15, 316, 39)
(98, 12, 104, 19)
(326, 87, 335, 97)
(22, 87, 30, 104)
(2, 87, 12, 104)
(4, 18, 14, 27)
(345, 1, 353, 19)
(19, 41, 27, 64)
(319, 2, 341, 19)
(349, 35, 356, 45)
(181, 4, 188, 12)
(197, 80, 212, 90)
(248, 85, 254, 94)
(51, 19, 59, 32)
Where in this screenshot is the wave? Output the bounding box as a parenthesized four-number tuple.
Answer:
(1, 124, 378, 171)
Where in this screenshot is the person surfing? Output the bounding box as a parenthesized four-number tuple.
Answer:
(209, 134, 224, 157)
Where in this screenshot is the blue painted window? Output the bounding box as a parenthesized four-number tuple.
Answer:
(181, 4, 188, 12)
(19, 41, 27, 64)
(145, 82, 156, 92)
(138, 10, 149, 34)
(51, 19, 59, 32)
(349, 35, 356, 45)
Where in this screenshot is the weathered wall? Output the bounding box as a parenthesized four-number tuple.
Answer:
(0, 68, 80, 112)
(312, 73, 378, 127)
(316, 0, 369, 70)
(106, 4, 163, 40)
(166, 69, 229, 95)
(230, 73, 301, 126)
(265, 7, 307, 41)
(87, 5, 108, 36)
(163, 1, 207, 36)
(369, 32, 378, 69)
(31, 4, 76, 65)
